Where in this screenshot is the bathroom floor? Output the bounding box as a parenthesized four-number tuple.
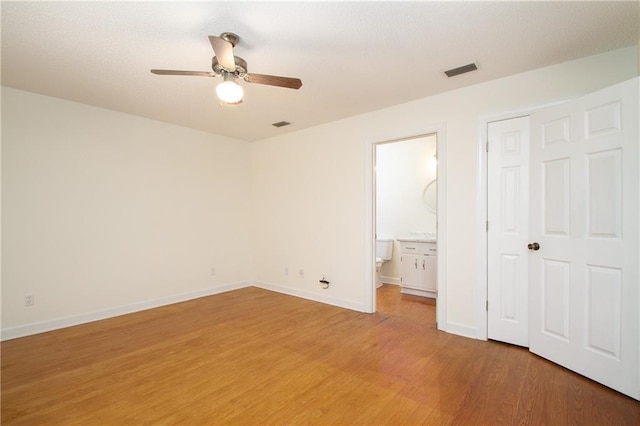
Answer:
(376, 284, 436, 325)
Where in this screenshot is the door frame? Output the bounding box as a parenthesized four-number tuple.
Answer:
(365, 122, 447, 329)
(476, 102, 568, 340)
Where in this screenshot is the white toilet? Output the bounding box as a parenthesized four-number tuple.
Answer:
(375, 239, 393, 288)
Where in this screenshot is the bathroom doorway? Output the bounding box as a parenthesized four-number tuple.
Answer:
(371, 128, 445, 324)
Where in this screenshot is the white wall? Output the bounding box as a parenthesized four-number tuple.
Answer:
(2, 88, 253, 337)
(376, 135, 437, 282)
(249, 128, 370, 310)
(251, 47, 638, 336)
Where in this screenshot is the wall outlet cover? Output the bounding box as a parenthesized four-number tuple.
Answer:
(24, 294, 35, 307)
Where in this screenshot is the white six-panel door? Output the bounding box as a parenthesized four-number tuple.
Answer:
(529, 78, 639, 399)
(487, 117, 530, 347)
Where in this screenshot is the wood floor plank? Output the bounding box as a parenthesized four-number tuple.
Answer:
(2, 285, 638, 425)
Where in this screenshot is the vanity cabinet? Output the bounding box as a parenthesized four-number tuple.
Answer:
(399, 241, 437, 298)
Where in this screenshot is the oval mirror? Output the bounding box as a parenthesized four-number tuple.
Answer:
(423, 179, 437, 213)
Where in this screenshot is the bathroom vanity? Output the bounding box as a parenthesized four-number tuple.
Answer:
(398, 237, 437, 298)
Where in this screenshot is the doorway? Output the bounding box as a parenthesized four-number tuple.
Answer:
(367, 123, 447, 330)
(375, 134, 437, 291)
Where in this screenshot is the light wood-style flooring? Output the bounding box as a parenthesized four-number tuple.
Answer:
(2, 285, 638, 425)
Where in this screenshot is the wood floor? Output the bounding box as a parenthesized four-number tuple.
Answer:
(2, 285, 638, 425)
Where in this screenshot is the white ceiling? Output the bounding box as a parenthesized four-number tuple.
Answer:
(2, 1, 638, 142)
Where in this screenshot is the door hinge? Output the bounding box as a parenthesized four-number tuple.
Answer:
(486, 141, 489, 152)
(486, 221, 489, 232)
(486, 300, 489, 311)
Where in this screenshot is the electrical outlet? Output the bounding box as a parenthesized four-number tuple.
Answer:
(299, 269, 304, 278)
(210, 267, 216, 276)
(24, 294, 35, 307)
(285, 267, 289, 276)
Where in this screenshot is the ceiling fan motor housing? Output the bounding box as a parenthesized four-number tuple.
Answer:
(212, 56, 247, 77)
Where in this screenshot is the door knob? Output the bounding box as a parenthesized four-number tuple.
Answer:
(528, 242, 540, 251)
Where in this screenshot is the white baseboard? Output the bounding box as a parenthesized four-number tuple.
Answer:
(252, 281, 367, 313)
(400, 287, 436, 299)
(379, 275, 400, 285)
(2, 280, 478, 342)
(1, 281, 251, 341)
(439, 320, 478, 340)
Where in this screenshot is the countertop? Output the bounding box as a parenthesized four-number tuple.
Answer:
(397, 237, 437, 243)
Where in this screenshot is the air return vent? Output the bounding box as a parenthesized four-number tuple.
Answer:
(272, 121, 291, 128)
(443, 62, 478, 78)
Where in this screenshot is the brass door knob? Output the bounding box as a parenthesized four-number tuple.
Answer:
(528, 242, 540, 251)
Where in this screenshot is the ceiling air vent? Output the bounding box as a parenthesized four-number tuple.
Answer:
(443, 62, 478, 78)
(272, 121, 291, 128)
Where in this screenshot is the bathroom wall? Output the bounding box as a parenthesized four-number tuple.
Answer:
(376, 135, 437, 283)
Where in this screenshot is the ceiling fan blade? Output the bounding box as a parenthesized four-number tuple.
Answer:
(151, 69, 216, 77)
(209, 35, 236, 71)
(246, 73, 303, 89)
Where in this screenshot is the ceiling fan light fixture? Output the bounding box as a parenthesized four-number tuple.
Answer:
(216, 73, 244, 104)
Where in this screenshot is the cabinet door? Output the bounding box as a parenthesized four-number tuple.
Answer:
(421, 255, 437, 292)
(400, 254, 420, 289)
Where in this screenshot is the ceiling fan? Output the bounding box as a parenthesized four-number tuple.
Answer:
(151, 32, 302, 105)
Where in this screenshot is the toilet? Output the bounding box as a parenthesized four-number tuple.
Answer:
(375, 239, 393, 288)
